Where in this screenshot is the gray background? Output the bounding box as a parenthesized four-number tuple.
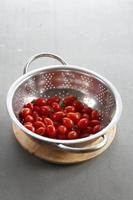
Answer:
(0, 0, 133, 200)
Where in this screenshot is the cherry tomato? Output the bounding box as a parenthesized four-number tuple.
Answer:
(73, 100, 84, 111)
(63, 117, 74, 129)
(93, 125, 102, 134)
(35, 116, 43, 122)
(52, 111, 65, 121)
(24, 123, 35, 132)
(44, 117, 53, 126)
(24, 115, 34, 123)
(24, 122, 33, 126)
(82, 106, 92, 114)
(34, 121, 46, 128)
(82, 113, 90, 120)
(77, 118, 89, 129)
(20, 95, 102, 140)
(21, 108, 31, 118)
(67, 112, 80, 123)
(91, 110, 99, 120)
(89, 120, 100, 127)
(32, 111, 39, 120)
(35, 98, 47, 106)
(72, 125, 81, 134)
(67, 131, 78, 139)
(82, 126, 93, 134)
(58, 125, 67, 135)
(51, 102, 61, 111)
(26, 103, 34, 110)
(64, 106, 75, 113)
(33, 106, 41, 114)
(40, 105, 51, 116)
(46, 125, 56, 138)
(47, 96, 60, 105)
(80, 133, 90, 138)
(58, 134, 66, 139)
(53, 122, 60, 129)
(35, 127, 46, 136)
(64, 95, 77, 106)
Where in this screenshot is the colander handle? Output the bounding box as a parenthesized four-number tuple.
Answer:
(23, 53, 67, 74)
(56, 135, 107, 153)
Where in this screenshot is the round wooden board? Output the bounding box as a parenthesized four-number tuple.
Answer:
(12, 124, 116, 164)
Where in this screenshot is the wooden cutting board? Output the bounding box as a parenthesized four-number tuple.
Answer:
(13, 124, 116, 164)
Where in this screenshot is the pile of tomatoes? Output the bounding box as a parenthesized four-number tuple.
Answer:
(19, 96, 102, 140)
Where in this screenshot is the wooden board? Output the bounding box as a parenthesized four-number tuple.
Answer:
(12, 124, 116, 164)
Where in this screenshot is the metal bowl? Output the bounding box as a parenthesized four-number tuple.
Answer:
(7, 53, 122, 153)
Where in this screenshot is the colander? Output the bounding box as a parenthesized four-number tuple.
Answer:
(7, 53, 122, 153)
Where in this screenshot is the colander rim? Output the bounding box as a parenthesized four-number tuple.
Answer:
(6, 64, 122, 144)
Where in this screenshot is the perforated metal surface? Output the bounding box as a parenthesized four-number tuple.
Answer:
(12, 69, 116, 127)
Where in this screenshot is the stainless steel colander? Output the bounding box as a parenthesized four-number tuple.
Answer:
(7, 53, 122, 153)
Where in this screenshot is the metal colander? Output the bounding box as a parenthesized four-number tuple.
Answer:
(7, 53, 122, 153)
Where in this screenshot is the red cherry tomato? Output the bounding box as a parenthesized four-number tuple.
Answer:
(82, 113, 90, 120)
(73, 100, 84, 111)
(53, 122, 60, 129)
(51, 102, 61, 111)
(32, 111, 39, 120)
(83, 126, 93, 134)
(40, 105, 51, 116)
(58, 134, 66, 139)
(47, 96, 60, 105)
(24, 122, 33, 126)
(34, 121, 46, 128)
(80, 133, 90, 138)
(35, 98, 47, 106)
(77, 118, 89, 129)
(64, 95, 77, 106)
(24, 115, 34, 123)
(35, 127, 46, 136)
(20, 95, 102, 140)
(26, 103, 34, 111)
(89, 120, 100, 127)
(67, 131, 78, 139)
(33, 106, 41, 114)
(91, 110, 99, 120)
(64, 106, 75, 113)
(46, 125, 56, 138)
(58, 125, 67, 135)
(21, 108, 31, 118)
(44, 117, 53, 126)
(35, 116, 43, 122)
(52, 111, 65, 121)
(93, 125, 102, 134)
(24, 123, 35, 132)
(67, 112, 80, 123)
(72, 125, 81, 134)
(82, 106, 92, 114)
(63, 118, 74, 129)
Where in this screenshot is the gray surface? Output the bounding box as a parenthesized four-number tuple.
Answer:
(0, 0, 133, 199)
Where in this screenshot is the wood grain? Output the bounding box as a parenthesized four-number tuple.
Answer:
(13, 124, 116, 164)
